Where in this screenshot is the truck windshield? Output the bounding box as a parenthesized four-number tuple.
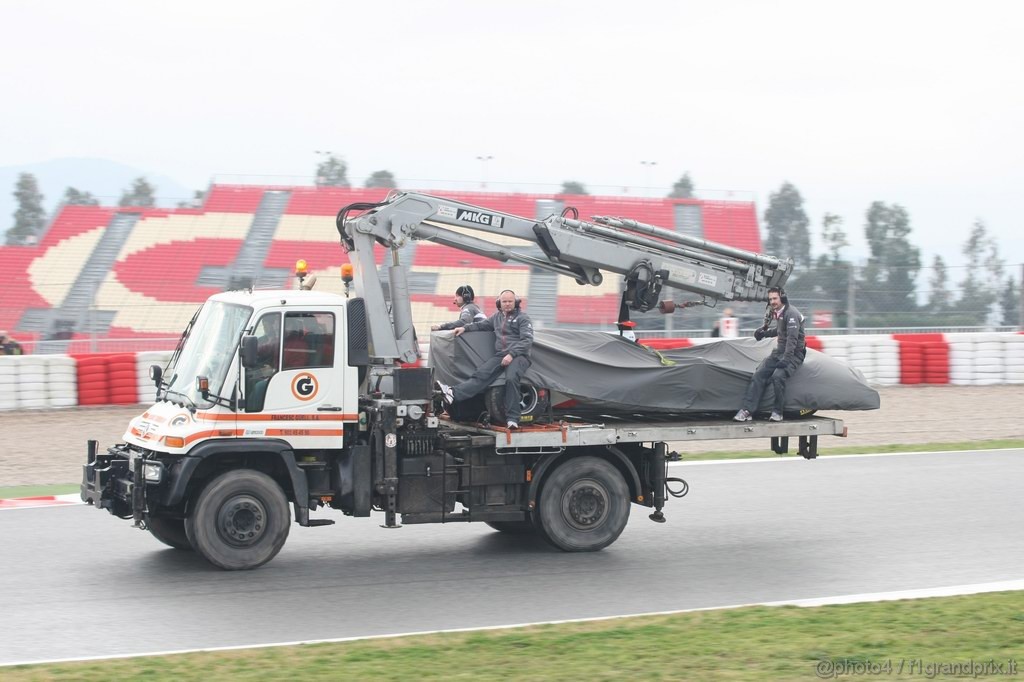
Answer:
(164, 302, 252, 408)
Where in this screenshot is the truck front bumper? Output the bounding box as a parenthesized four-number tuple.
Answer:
(81, 440, 150, 524)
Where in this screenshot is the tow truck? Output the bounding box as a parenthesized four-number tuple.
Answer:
(82, 192, 847, 569)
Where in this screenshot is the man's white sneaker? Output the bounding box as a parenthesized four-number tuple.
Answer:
(769, 412, 784, 422)
(733, 409, 752, 422)
(506, 420, 519, 430)
(436, 381, 454, 405)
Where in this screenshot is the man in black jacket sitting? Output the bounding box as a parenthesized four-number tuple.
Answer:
(437, 289, 534, 430)
(733, 287, 806, 422)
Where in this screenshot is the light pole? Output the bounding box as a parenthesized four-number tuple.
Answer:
(476, 155, 494, 188)
(640, 160, 658, 195)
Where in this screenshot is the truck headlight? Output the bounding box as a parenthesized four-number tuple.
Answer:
(143, 462, 165, 483)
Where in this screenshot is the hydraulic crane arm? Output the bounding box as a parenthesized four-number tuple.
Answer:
(338, 192, 793, 363)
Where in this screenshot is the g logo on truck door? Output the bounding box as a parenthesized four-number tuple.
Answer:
(291, 373, 319, 401)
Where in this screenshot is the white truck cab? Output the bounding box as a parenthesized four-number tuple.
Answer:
(129, 289, 360, 455)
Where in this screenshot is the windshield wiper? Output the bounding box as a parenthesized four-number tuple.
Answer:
(163, 388, 198, 414)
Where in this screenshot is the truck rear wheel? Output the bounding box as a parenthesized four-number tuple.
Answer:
(145, 515, 192, 550)
(185, 470, 290, 570)
(537, 456, 629, 552)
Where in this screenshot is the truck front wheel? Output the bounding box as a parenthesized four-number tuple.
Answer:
(145, 515, 192, 550)
(185, 470, 291, 570)
(537, 456, 630, 552)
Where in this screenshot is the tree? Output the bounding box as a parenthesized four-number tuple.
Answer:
(364, 170, 397, 189)
(786, 212, 850, 325)
(926, 255, 951, 313)
(6, 173, 46, 245)
(955, 220, 1003, 322)
(859, 201, 921, 316)
(176, 190, 206, 209)
(931, 257, 957, 319)
(560, 181, 588, 195)
(763, 182, 811, 268)
(819, 213, 848, 264)
(1000, 275, 1020, 327)
(62, 187, 99, 206)
(118, 177, 157, 208)
(315, 154, 349, 187)
(667, 173, 695, 199)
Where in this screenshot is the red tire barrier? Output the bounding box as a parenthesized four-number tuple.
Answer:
(73, 353, 111, 405)
(893, 334, 950, 385)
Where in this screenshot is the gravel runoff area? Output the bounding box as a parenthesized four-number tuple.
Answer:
(1, 385, 1022, 487)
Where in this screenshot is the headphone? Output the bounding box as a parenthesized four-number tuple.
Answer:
(495, 289, 522, 311)
(768, 286, 788, 305)
(455, 284, 475, 303)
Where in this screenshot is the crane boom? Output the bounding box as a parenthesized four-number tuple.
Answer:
(338, 192, 793, 364)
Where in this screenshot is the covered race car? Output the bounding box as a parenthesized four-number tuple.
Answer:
(430, 329, 879, 423)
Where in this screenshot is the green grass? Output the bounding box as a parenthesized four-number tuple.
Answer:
(3, 439, 1023, 500)
(4, 590, 1022, 680)
(0, 484, 80, 500)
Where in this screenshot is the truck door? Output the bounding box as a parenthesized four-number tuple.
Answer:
(242, 309, 350, 447)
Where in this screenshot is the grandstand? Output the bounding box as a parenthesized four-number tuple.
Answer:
(0, 185, 761, 352)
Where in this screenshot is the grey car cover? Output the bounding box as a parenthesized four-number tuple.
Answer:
(430, 329, 879, 415)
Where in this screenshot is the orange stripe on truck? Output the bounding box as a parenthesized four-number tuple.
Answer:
(184, 429, 245, 445)
(197, 413, 356, 422)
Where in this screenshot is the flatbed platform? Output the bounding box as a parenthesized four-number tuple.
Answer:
(442, 415, 847, 455)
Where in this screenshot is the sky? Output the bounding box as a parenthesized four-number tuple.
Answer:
(2, 0, 1022, 275)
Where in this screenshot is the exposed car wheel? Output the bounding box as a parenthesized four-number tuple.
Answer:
(145, 514, 192, 550)
(185, 470, 290, 570)
(485, 520, 536, 535)
(536, 456, 630, 552)
(485, 384, 539, 424)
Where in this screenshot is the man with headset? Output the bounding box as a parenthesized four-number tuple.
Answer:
(431, 284, 486, 331)
(437, 289, 534, 430)
(733, 286, 806, 422)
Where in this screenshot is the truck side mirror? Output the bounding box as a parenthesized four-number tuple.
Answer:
(196, 376, 210, 400)
(241, 335, 258, 368)
(149, 364, 163, 387)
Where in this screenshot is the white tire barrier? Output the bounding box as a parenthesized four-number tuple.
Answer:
(1, 333, 1023, 411)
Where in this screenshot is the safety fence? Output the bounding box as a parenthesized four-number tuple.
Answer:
(0, 333, 1022, 411)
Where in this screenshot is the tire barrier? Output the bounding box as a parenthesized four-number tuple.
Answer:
(946, 332, 1024, 386)
(73, 354, 111, 406)
(108, 353, 139, 405)
(0, 356, 21, 410)
(136, 351, 174, 404)
(0, 354, 79, 410)
(893, 333, 949, 385)
(45, 355, 78, 408)
(0, 332, 1022, 411)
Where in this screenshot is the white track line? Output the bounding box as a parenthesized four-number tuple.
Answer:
(4, 579, 1022, 668)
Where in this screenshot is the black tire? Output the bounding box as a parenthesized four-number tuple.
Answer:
(485, 384, 539, 425)
(536, 456, 630, 552)
(145, 515, 192, 551)
(485, 520, 536, 535)
(185, 470, 290, 570)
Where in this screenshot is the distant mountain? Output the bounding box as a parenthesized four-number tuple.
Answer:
(0, 157, 195, 229)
